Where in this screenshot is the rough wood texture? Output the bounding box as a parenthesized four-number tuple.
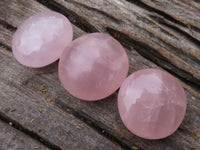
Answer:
(0, 48, 119, 150)
(0, 0, 200, 150)
(0, 121, 48, 150)
(0, 46, 119, 150)
(38, 0, 200, 87)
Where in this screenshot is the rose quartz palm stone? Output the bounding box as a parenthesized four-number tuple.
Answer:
(59, 33, 129, 101)
(12, 11, 73, 68)
(118, 69, 187, 139)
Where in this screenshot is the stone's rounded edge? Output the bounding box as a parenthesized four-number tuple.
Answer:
(109, 32, 130, 77)
(12, 25, 29, 67)
(12, 11, 73, 68)
(58, 32, 129, 101)
(117, 68, 187, 140)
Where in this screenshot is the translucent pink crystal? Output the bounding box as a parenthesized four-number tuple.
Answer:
(12, 11, 73, 68)
(59, 33, 129, 101)
(118, 69, 187, 139)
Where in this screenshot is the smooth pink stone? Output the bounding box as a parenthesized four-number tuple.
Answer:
(12, 11, 73, 68)
(118, 69, 187, 139)
(59, 33, 129, 101)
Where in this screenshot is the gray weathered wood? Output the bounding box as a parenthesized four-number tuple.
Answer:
(37, 0, 200, 87)
(0, 120, 47, 150)
(0, 46, 119, 150)
(0, 0, 200, 150)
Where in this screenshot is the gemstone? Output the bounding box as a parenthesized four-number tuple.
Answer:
(118, 69, 187, 139)
(59, 33, 129, 101)
(12, 11, 73, 68)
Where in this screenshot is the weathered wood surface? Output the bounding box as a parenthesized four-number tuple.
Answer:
(41, 0, 200, 87)
(0, 120, 48, 150)
(0, 0, 200, 150)
(0, 49, 120, 150)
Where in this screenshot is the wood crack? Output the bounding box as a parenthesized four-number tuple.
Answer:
(0, 43, 11, 52)
(158, 21, 200, 65)
(0, 65, 136, 149)
(151, 15, 200, 49)
(54, 99, 137, 150)
(36, 0, 98, 33)
(64, 0, 121, 23)
(0, 19, 17, 32)
(0, 112, 61, 150)
(125, 15, 200, 71)
(126, 0, 187, 27)
(106, 27, 200, 90)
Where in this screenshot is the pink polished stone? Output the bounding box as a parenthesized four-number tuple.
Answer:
(59, 33, 129, 101)
(12, 11, 73, 68)
(118, 69, 187, 139)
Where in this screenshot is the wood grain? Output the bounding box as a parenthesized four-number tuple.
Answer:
(0, 46, 119, 150)
(0, 0, 200, 150)
(36, 0, 200, 87)
(0, 121, 48, 150)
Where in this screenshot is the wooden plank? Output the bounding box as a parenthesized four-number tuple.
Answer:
(1, 0, 199, 97)
(0, 47, 119, 150)
(0, 120, 47, 150)
(35, 0, 200, 87)
(0, 0, 200, 150)
(139, 0, 200, 40)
